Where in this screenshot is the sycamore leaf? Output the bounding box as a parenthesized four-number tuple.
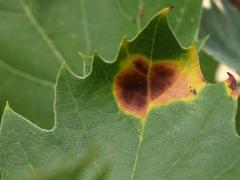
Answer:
(200, 0, 240, 70)
(0, 0, 203, 128)
(1, 7, 239, 180)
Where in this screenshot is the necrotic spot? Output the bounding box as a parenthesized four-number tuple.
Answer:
(115, 58, 177, 117)
(116, 68, 148, 113)
(150, 64, 175, 100)
(133, 58, 149, 75)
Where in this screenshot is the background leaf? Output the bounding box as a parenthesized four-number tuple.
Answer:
(0, 0, 203, 128)
(200, 0, 240, 70)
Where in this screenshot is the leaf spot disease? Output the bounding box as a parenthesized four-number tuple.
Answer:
(113, 56, 192, 122)
(113, 51, 209, 123)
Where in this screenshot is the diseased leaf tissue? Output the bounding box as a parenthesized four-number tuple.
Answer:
(0, 7, 240, 180)
(114, 46, 205, 123)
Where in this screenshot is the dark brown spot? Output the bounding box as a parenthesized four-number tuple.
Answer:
(150, 64, 176, 100)
(116, 68, 148, 113)
(115, 58, 177, 116)
(191, 89, 197, 95)
(133, 58, 149, 75)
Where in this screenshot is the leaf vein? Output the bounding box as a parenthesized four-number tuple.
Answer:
(0, 59, 54, 88)
(18, 0, 66, 64)
(130, 14, 162, 180)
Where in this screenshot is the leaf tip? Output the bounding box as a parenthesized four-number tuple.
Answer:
(159, 6, 173, 16)
(1, 101, 13, 124)
(5, 101, 10, 108)
(3, 101, 12, 113)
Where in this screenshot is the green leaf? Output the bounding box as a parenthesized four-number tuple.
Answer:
(0, 0, 203, 128)
(199, 50, 219, 83)
(200, 0, 240, 70)
(1, 8, 239, 179)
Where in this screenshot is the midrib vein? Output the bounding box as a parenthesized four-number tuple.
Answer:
(0, 59, 54, 88)
(18, 0, 66, 64)
(130, 127, 145, 180)
(130, 14, 162, 180)
(80, 0, 91, 53)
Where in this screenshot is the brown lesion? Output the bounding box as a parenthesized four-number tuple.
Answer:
(115, 67, 148, 117)
(133, 58, 149, 75)
(226, 72, 238, 98)
(149, 64, 177, 100)
(114, 57, 179, 118)
(115, 58, 148, 117)
(114, 46, 207, 122)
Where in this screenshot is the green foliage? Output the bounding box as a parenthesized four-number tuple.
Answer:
(1, 6, 240, 180)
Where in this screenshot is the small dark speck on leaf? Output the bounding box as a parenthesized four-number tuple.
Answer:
(189, 86, 197, 95)
(191, 89, 197, 95)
